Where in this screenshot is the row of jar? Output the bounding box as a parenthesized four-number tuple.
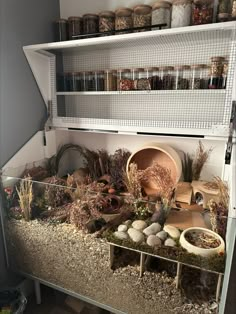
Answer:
(55, 1, 236, 41)
(57, 64, 228, 92)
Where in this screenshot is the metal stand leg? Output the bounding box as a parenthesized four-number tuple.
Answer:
(176, 262, 182, 289)
(140, 252, 146, 278)
(109, 244, 115, 269)
(34, 280, 41, 305)
(216, 273, 223, 303)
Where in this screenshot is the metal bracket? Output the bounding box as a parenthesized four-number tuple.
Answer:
(225, 101, 236, 165)
(43, 100, 53, 146)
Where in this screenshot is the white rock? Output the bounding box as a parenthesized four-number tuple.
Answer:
(124, 220, 132, 226)
(147, 235, 162, 247)
(114, 231, 129, 240)
(163, 225, 181, 239)
(143, 223, 161, 236)
(156, 231, 168, 241)
(132, 220, 147, 231)
(128, 228, 145, 243)
(118, 224, 128, 232)
(164, 238, 176, 247)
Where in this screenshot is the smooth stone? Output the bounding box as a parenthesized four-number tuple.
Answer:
(156, 231, 168, 241)
(147, 235, 162, 247)
(128, 228, 145, 243)
(163, 225, 181, 239)
(143, 223, 161, 236)
(132, 220, 147, 231)
(118, 224, 128, 232)
(114, 231, 129, 240)
(164, 238, 176, 247)
(124, 220, 132, 227)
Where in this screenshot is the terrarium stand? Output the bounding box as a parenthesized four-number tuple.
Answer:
(109, 243, 223, 302)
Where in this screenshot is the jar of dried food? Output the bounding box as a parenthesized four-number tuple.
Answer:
(81, 71, 87, 91)
(85, 71, 96, 91)
(117, 69, 133, 91)
(132, 68, 151, 90)
(57, 73, 67, 91)
(133, 5, 152, 32)
(145, 67, 161, 90)
(208, 74, 223, 89)
(232, 1, 236, 20)
(210, 56, 225, 77)
(104, 70, 117, 91)
(171, 0, 192, 28)
(99, 11, 115, 35)
(95, 71, 105, 91)
(54, 19, 68, 41)
(222, 61, 228, 89)
(68, 16, 83, 40)
(115, 8, 133, 34)
(83, 14, 99, 37)
(192, 0, 214, 25)
(190, 64, 206, 89)
(174, 65, 190, 90)
(152, 1, 171, 29)
(217, 13, 230, 22)
(218, 0, 231, 15)
(160, 66, 175, 90)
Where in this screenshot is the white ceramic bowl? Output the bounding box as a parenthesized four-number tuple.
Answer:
(179, 227, 225, 258)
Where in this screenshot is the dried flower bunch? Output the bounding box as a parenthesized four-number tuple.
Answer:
(16, 177, 33, 221)
(123, 162, 143, 200)
(192, 141, 213, 181)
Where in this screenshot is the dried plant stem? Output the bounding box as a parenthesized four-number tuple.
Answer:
(16, 177, 33, 221)
(123, 163, 143, 200)
(192, 141, 213, 180)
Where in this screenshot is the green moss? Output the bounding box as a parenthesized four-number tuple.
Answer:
(104, 231, 225, 273)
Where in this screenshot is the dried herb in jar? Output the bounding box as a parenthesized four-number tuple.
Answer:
(115, 8, 133, 34)
(99, 11, 115, 35)
(133, 5, 152, 32)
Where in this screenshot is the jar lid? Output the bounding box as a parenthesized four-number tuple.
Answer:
(68, 16, 82, 21)
(133, 4, 152, 15)
(191, 64, 205, 69)
(99, 10, 115, 17)
(132, 68, 145, 72)
(115, 8, 133, 17)
(193, 0, 213, 4)
(211, 56, 225, 62)
(161, 66, 174, 70)
(118, 68, 131, 72)
(218, 13, 230, 19)
(96, 70, 104, 74)
(173, 0, 191, 5)
(83, 13, 99, 18)
(174, 65, 191, 70)
(152, 1, 171, 10)
(55, 18, 67, 23)
(144, 67, 159, 71)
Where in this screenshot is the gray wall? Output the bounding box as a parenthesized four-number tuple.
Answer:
(0, 0, 60, 283)
(0, 0, 60, 167)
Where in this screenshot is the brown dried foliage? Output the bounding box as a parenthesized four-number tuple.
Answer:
(123, 163, 143, 200)
(192, 141, 213, 180)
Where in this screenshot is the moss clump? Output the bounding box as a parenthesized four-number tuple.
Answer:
(104, 231, 225, 273)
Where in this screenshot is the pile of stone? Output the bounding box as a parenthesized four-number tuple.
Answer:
(114, 220, 181, 247)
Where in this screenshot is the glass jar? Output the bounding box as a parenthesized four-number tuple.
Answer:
(208, 75, 223, 89)
(115, 8, 133, 34)
(81, 71, 87, 91)
(190, 64, 206, 89)
(68, 16, 83, 40)
(117, 69, 133, 91)
(174, 65, 191, 90)
(145, 67, 160, 90)
(160, 66, 175, 90)
(222, 61, 228, 89)
(104, 70, 117, 91)
(95, 71, 105, 91)
(133, 5, 152, 32)
(210, 56, 225, 77)
(132, 68, 151, 90)
(57, 73, 67, 91)
(217, 13, 230, 22)
(218, 0, 231, 15)
(152, 1, 171, 29)
(86, 71, 96, 91)
(192, 0, 214, 25)
(83, 14, 99, 37)
(200, 65, 210, 89)
(99, 11, 115, 35)
(75, 72, 83, 91)
(232, 1, 236, 20)
(171, 0, 192, 28)
(54, 19, 68, 41)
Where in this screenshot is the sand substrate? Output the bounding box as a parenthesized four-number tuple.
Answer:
(5, 220, 218, 314)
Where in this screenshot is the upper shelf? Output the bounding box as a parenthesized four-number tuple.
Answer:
(23, 21, 236, 54)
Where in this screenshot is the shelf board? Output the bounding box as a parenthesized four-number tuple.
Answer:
(56, 90, 226, 96)
(23, 21, 236, 54)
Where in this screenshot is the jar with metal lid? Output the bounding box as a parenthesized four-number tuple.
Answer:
(117, 69, 133, 91)
(190, 64, 206, 89)
(115, 8, 133, 34)
(160, 66, 175, 90)
(99, 11, 115, 35)
(132, 68, 151, 90)
(145, 67, 160, 90)
(192, 0, 214, 25)
(83, 14, 99, 37)
(85, 71, 96, 91)
(174, 65, 191, 90)
(104, 70, 117, 91)
(68, 16, 83, 40)
(210, 57, 225, 77)
(133, 5, 152, 32)
(95, 71, 105, 91)
(218, 0, 231, 15)
(67, 72, 79, 91)
(171, 0, 192, 28)
(54, 19, 68, 41)
(152, 1, 171, 29)
(232, 1, 236, 20)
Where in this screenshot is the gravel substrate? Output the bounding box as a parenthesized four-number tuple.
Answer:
(5, 220, 218, 314)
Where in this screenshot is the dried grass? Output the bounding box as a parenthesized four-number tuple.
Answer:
(16, 177, 33, 221)
(123, 163, 143, 200)
(192, 141, 213, 180)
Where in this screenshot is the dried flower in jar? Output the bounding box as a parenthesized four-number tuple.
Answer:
(99, 11, 115, 35)
(192, 0, 214, 25)
(133, 5, 152, 32)
(171, 0, 192, 28)
(115, 8, 133, 34)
